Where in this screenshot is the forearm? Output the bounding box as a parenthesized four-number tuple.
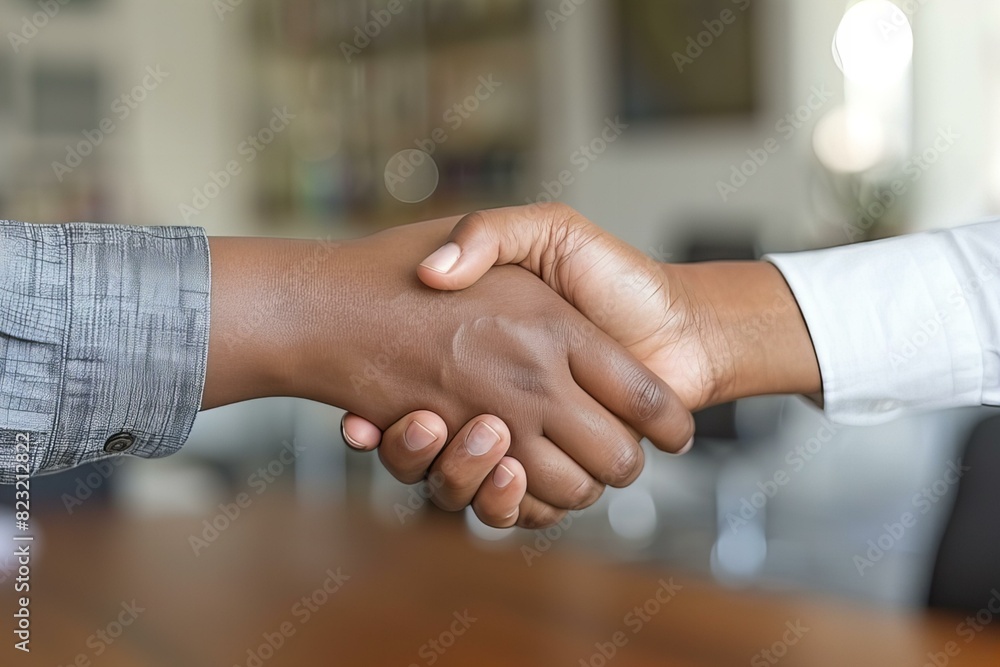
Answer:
(668, 261, 822, 405)
(201, 219, 467, 416)
(202, 236, 345, 409)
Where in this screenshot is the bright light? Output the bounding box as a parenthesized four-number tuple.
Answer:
(833, 0, 913, 86)
(608, 488, 658, 542)
(710, 523, 767, 582)
(813, 105, 888, 173)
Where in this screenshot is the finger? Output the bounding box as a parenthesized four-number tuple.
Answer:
(470, 457, 527, 529)
(515, 493, 569, 530)
(508, 434, 606, 510)
(341, 413, 383, 452)
(568, 324, 695, 454)
(417, 205, 570, 291)
(375, 411, 450, 484)
(673, 436, 695, 456)
(543, 386, 647, 488)
(427, 416, 512, 512)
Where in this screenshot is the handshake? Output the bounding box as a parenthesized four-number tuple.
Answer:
(204, 203, 822, 529)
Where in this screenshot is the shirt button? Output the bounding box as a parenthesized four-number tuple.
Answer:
(104, 432, 136, 453)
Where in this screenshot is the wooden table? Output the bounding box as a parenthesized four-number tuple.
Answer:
(2, 493, 999, 667)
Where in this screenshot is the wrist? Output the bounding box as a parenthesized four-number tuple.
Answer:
(277, 224, 456, 418)
(272, 237, 360, 407)
(667, 260, 821, 406)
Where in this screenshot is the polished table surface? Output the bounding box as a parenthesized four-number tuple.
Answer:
(3, 493, 999, 667)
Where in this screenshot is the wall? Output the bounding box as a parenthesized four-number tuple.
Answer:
(535, 0, 1000, 254)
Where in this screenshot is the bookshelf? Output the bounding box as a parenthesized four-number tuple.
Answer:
(248, 0, 540, 231)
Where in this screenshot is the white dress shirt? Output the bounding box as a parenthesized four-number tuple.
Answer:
(765, 220, 1000, 424)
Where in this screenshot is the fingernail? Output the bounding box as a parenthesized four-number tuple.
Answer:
(674, 436, 695, 456)
(465, 422, 500, 456)
(404, 421, 438, 451)
(420, 243, 462, 274)
(493, 464, 515, 488)
(341, 418, 368, 451)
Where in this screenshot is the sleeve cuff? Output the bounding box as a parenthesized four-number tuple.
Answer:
(39, 223, 211, 477)
(764, 232, 984, 425)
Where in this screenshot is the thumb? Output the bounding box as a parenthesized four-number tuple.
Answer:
(416, 205, 563, 291)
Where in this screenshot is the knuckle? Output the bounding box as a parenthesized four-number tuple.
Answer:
(455, 209, 493, 237)
(377, 449, 416, 484)
(434, 459, 470, 503)
(566, 476, 605, 510)
(624, 369, 666, 423)
(536, 200, 577, 224)
(604, 440, 644, 487)
(429, 484, 466, 513)
(542, 316, 581, 354)
(430, 496, 462, 513)
(518, 506, 566, 530)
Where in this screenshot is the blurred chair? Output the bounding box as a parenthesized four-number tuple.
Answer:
(927, 413, 1000, 611)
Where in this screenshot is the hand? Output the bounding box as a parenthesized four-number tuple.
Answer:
(346, 203, 821, 525)
(201, 218, 694, 527)
(342, 411, 529, 528)
(417, 205, 721, 411)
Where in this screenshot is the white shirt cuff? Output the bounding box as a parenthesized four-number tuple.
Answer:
(765, 229, 986, 425)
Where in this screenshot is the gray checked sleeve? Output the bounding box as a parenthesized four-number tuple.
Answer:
(0, 221, 211, 483)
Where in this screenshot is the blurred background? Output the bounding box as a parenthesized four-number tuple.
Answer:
(3, 0, 1000, 662)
